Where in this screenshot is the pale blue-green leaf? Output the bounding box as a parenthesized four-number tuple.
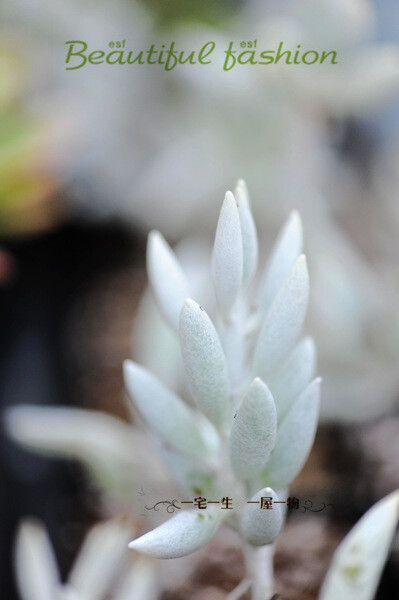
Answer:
(264, 378, 321, 490)
(320, 491, 399, 600)
(6, 406, 139, 463)
(128, 508, 221, 558)
(113, 558, 159, 600)
(241, 487, 283, 546)
(212, 191, 243, 313)
(258, 211, 303, 313)
(269, 337, 316, 420)
(60, 588, 80, 600)
(15, 520, 60, 600)
(180, 299, 231, 432)
(134, 289, 185, 391)
(217, 306, 247, 390)
(235, 179, 258, 286)
(230, 378, 277, 480)
(68, 520, 132, 600)
(124, 360, 217, 461)
(5, 406, 152, 506)
(147, 230, 190, 331)
(162, 447, 219, 498)
(253, 255, 309, 378)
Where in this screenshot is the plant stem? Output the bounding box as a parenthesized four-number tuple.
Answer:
(225, 578, 251, 600)
(243, 542, 275, 600)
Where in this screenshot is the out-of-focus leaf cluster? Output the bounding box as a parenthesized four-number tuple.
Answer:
(0, 44, 58, 238)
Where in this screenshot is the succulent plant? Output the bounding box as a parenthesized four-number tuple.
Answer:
(15, 493, 398, 600)
(320, 490, 399, 600)
(8, 180, 399, 600)
(125, 181, 320, 598)
(15, 518, 158, 600)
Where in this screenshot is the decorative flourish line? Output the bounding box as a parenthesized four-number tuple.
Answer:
(301, 499, 332, 513)
(145, 500, 181, 514)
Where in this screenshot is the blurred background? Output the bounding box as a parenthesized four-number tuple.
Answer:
(1, 0, 399, 598)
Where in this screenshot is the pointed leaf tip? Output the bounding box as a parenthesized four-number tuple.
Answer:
(69, 520, 132, 600)
(320, 491, 399, 600)
(253, 253, 309, 378)
(269, 336, 317, 420)
(235, 179, 248, 204)
(242, 487, 283, 546)
(235, 180, 258, 285)
(128, 509, 220, 558)
(212, 191, 243, 313)
(147, 230, 189, 331)
(258, 211, 303, 312)
(230, 378, 277, 480)
(15, 520, 60, 600)
(263, 378, 320, 490)
(180, 299, 231, 432)
(124, 359, 212, 461)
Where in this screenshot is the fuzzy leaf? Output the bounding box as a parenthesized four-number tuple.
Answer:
(320, 491, 399, 600)
(218, 313, 247, 390)
(263, 378, 320, 490)
(5, 406, 149, 506)
(230, 378, 277, 480)
(6, 406, 135, 461)
(113, 558, 159, 600)
(124, 360, 216, 461)
(269, 337, 316, 420)
(68, 520, 132, 600)
(253, 255, 309, 378)
(180, 299, 231, 432)
(129, 509, 220, 558)
(162, 447, 219, 498)
(212, 191, 243, 313)
(258, 210, 303, 313)
(241, 487, 284, 546)
(15, 520, 60, 600)
(147, 230, 190, 331)
(134, 288, 184, 390)
(235, 179, 258, 286)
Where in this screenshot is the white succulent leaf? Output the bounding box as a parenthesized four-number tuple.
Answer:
(263, 378, 321, 490)
(269, 336, 316, 420)
(212, 191, 243, 313)
(6, 406, 135, 464)
(180, 299, 232, 432)
(162, 447, 218, 497)
(174, 236, 214, 307)
(241, 487, 284, 546)
(134, 289, 185, 391)
(147, 230, 190, 331)
(59, 588, 82, 600)
(134, 238, 214, 392)
(67, 520, 132, 600)
(253, 254, 309, 378)
(319, 491, 399, 600)
(128, 508, 221, 559)
(124, 360, 217, 462)
(15, 520, 61, 600)
(114, 558, 159, 600)
(218, 307, 247, 390)
(5, 406, 149, 505)
(235, 179, 258, 286)
(258, 210, 303, 313)
(230, 378, 277, 480)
